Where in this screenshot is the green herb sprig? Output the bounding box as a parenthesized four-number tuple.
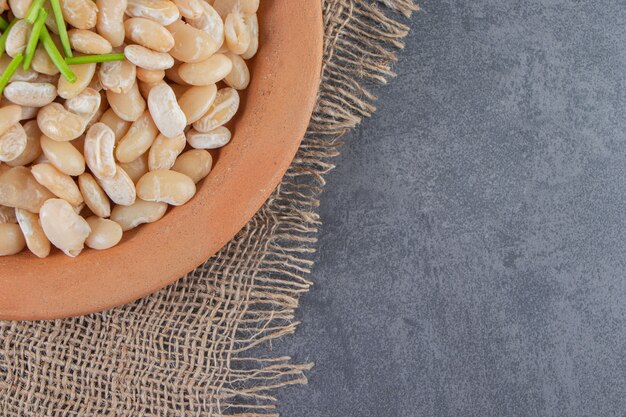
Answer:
(0, 53, 24, 95)
(25, 0, 46, 25)
(0, 19, 18, 57)
(23, 9, 48, 71)
(65, 53, 126, 65)
(0, 1, 127, 88)
(48, 0, 72, 57)
(40, 26, 76, 83)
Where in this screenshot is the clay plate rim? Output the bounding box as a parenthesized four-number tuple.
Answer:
(0, 1, 323, 321)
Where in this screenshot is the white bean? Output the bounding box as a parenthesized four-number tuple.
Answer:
(4, 82, 57, 107)
(136, 170, 196, 206)
(85, 217, 123, 250)
(84, 123, 116, 179)
(0, 223, 26, 255)
(40, 198, 91, 257)
(16, 208, 51, 258)
(192, 88, 239, 132)
(172, 149, 212, 184)
(31, 163, 83, 206)
(124, 45, 175, 71)
(186, 126, 231, 149)
(149, 133, 186, 171)
(126, 0, 180, 25)
(97, 164, 137, 206)
(0, 166, 54, 213)
(40, 135, 86, 176)
(97, 0, 128, 47)
(147, 83, 187, 138)
(116, 111, 158, 163)
(78, 173, 111, 218)
(6, 120, 42, 167)
(106, 80, 146, 122)
(0, 124, 27, 162)
(110, 199, 167, 231)
(187, 2, 224, 48)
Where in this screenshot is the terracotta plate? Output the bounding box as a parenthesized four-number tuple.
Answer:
(0, 2, 323, 320)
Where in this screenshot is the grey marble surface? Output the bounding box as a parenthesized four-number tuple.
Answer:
(274, 1, 626, 416)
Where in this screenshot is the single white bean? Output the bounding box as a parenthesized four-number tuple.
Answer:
(31, 163, 84, 206)
(60, 0, 98, 30)
(0, 105, 22, 137)
(85, 217, 123, 250)
(40, 198, 91, 257)
(192, 88, 239, 132)
(84, 122, 117, 179)
(124, 17, 175, 52)
(172, 149, 212, 184)
(119, 153, 149, 184)
(40, 135, 86, 176)
(5, 19, 31, 57)
(110, 199, 167, 231)
(16, 208, 51, 258)
(127, 0, 180, 26)
(116, 111, 159, 163)
(106, 80, 146, 122)
(97, 165, 137, 206)
(241, 13, 259, 60)
(0, 166, 55, 213)
(224, 11, 251, 55)
(136, 170, 196, 206)
(212, 0, 259, 16)
(58, 63, 97, 100)
(97, 0, 128, 47)
(68, 29, 113, 54)
(187, 126, 231, 149)
(0, 124, 27, 162)
(187, 2, 224, 48)
(147, 83, 187, 138)
(178, 84, 217, 124)
(149, 133, 186, 171)
(0, 223, 26, 255)
(4, 82, 57, 107)
(99, 60, 137, 94)
(37, 103, 86, 142)
(124, 45, 175, 71)
(178, 53, 232, 86)
(8, 0, 32, 18)
(6, 120, 42, 167)
(78, 173, 111, 218)
(224, 53, 250, 90)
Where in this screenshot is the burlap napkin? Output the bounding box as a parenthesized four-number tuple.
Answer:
(0, 1, 416, 415)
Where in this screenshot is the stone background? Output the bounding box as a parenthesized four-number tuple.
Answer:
(277, 1, 626, 416)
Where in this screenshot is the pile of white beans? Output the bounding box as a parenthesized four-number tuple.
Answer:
(0, 0, 259, 257)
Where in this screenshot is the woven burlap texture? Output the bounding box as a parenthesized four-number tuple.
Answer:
(0, 1, 416, 415)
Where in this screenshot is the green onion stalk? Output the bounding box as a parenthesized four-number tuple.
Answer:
(0, 18, 18, 57)
(40, 26, 76, 83)
(49, 0, 72, 57)
(0, 53, 24, 95)
(0, 2, 127, 89)
(25, 0, 46, 25)
(23, 9, 48, 71)
(65, 53, 126, 65)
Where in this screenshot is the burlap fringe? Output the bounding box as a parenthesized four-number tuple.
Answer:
(212, 1, 418, 415)
(0, 1, 415, 416)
